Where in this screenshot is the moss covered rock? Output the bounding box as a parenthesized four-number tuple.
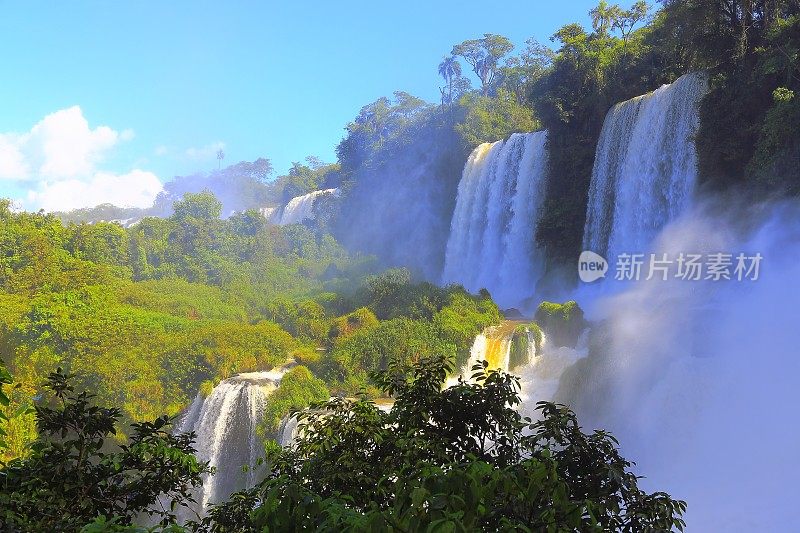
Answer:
(508, 322, 544, 370)
(534, 300, 586, 348)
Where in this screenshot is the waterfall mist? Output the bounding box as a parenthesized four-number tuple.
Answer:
(583, 72, 708, 260)
(442, 131, 548, 309)
(556, 200, 800, 530)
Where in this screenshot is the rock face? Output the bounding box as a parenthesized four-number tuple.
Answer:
(533, 301, 586, 348)
(508, 322, 543, 370)
(502, 308, 525, 320)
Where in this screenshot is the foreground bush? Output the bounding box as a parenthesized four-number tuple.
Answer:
(0, 369, 209, 531)
(200, 356, 686, 532)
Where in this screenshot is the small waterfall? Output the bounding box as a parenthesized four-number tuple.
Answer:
(259, 206, 276, 220)
(177, 368, 288, 515)
(461, 320, 583, 419)
(277, 414, 300, 448)
(275, 188, 339, 225)
(518, 331, 586, 420)
(583, 72, 708, 259)
(442, 131, 548, 308)
(461, 321, 528, 380)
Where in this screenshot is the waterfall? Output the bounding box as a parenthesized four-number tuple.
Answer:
(461, 321, 531, 380)
(275, 188, 339, 225)
(460, 319, 583, 420)
(442, 131, 548, 308)
(177, 368, 288, 515)
(277, 414, 300, 448)
(583, 72, 708, 260)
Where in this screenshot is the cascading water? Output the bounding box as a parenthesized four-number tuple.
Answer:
(556, 201, 800, 529)
(177, 368, 287, 516)
(275, 188, 339, 225)
(461, 321, 520, 378)
(461, 319, 586, 425)
(442, 131, 548, 308)
(582, 72, 708, 260)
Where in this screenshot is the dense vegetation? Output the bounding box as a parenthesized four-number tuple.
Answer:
(3, 1, 797, 530)
(0, 193, 499, 464)
(0, 357, 685, 532)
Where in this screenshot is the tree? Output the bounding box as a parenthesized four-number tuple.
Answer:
(216, 149, 225, 170)
(200, 355, 687, 532)
(438, 55, 462, 105)
(590, 0, 623, 37)
(452, 34, 515, 95)
(613, 1, 650, 44)
(0, 369, 209, 530)
(498, 38, 555, 103)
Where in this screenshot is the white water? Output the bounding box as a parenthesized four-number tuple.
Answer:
(259, 206, 276, 220)
(442, 131, 548, 308)
(177, 368, 288, 516)
(583, 72, 708, 260)
(461, 332, 511, 379)
(557, 202, 800, 530)
(275, 188, 339, 225)
(518, 332, 585, 419)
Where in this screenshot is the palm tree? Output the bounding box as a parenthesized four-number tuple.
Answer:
(438, 56, 462, 105)
(216, 149, 225, 170)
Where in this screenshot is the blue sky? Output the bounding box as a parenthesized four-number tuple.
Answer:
(0, 0, 633, 211)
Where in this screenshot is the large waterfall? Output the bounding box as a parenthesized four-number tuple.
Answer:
(582, 73, 708, 259)
(442, 131, 548, 308)
(177, 368, 287, 515)
(275, 188, 339, 225)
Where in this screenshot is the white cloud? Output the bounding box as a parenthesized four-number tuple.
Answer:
(29, 170, 163, 212)
(185, 141, 225, 160)
(0, 106, 164, 212)
(0, 106, 121, 181)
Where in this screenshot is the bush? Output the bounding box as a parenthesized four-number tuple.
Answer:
(0, 369, 209, 530)
(259, 366, 329, 439)
(200, 355, 686, 532)
(534, 300, 586, 348)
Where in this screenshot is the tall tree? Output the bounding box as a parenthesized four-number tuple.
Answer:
(613, 1, 650, 44)
(438, 55, 462, 105)
(590, 0, 623, 37)
(452, 34, 514, 95)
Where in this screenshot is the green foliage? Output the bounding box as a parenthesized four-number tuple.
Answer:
(80, 515, 187, 532)
(0, 369, 209, 531)
(455, 89, 538, 148)
(259, 366, 329, 439)
(329, 307, 379, 339)
(452, 34, 515, 95)
(749, 85, 800, 192)
(200, 355, 686, 532)
(318, 273, 500, 391)
(267, 159, 341, 204)
(0, 361, 13, 454)
(508, 323, 543, 370)
(534, 301, 586, 348)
